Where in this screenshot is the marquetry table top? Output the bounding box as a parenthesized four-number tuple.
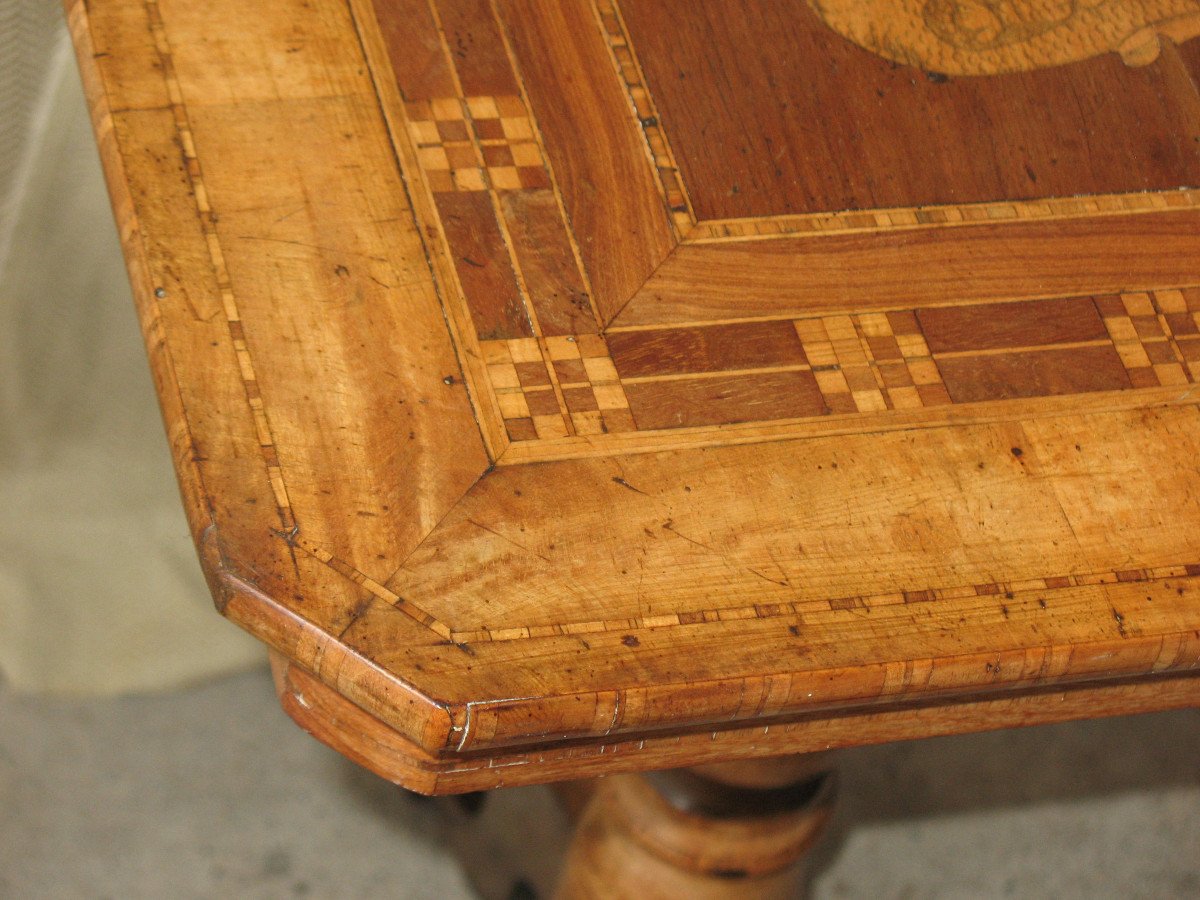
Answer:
(70, 0, 1200, 793)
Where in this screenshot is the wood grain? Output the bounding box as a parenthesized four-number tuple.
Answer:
(487, 289, 1200, 452)
(805, 0, 1200, 74)
(74, 0, 1200, 794)
(608, 321, 807, 378)
(619, 0, 1200, 219)
(76, 0, 505, 616)
(272, 653, 1200, 794)
(936, 345, 1131, 403)
(433, 0, 519, 96)
(373, 0, 456, 99)
(619, 212, 1200, 326)
(554, 759, 833, 898)
(390, 404, 1200, 635)
(435, 190, 532, 340)
(493, 0, 677, 322)
(622, 371, 827, 429)
(916, 297, 1110, 353)
(499, 189, 598, 336)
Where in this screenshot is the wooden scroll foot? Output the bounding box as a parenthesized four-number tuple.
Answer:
(554, 755, 835, 899)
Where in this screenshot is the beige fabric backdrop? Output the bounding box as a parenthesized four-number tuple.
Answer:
(0, 5, 263, 694)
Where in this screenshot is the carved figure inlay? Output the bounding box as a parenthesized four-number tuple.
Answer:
(806, 0, 1200, 74)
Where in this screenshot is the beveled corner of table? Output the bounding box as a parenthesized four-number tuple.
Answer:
(68, 0, 1200, 793)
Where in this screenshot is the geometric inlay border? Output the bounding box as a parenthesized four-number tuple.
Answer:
(451, 559, 1200, 644)
(299, 531, 1200, 647)
(485, 288, 1200, 443)
(363, 0, 1200, 464)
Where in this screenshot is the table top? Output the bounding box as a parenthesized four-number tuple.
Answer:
(71, 0, 1200, 792)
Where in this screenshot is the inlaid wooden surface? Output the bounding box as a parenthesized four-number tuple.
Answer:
(623, 1, 1200, 218)
(71, 0, 1200, 792)
(362, 0, 1200, 459)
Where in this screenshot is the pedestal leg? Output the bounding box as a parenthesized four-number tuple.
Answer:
(555, 754, 836, 899)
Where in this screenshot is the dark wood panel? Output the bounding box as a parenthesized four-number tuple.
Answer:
(1175, 29, 1200, 89)
(624, 370, 826, 429)
(619, 0, 1200, 219)
(432, 0, 519, 96)
(938, 345, 1131, 403)
(917, 296, 1108, 353)
(373, 0, 457, 100)
(608, 320, 806, 378)
(498, 189, 598, 335)
(434, 190, 531, 340)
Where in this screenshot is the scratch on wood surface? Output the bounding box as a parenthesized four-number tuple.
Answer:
(612, 475, 647, 495)
(466, 518, 551, 562)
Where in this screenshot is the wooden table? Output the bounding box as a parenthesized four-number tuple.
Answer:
(71, 0, 1200, 894)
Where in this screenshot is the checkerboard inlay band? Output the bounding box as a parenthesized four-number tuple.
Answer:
(483, 336, 635, 441)
(406, 95, 550, 193)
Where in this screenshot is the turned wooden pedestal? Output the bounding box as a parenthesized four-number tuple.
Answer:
(555, 757, 835, 899)
(73, 0, 1200, 891)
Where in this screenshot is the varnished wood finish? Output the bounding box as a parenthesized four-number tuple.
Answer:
(73, 0, 1200, 793)
(496, 0, 678, 319)
(624, 216, 1200, 326)
(620, 0, 1200, 218)
(554, 759, 835, 899)
(804, 0, 1200, 74)
(270, 653, 1200, 794)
